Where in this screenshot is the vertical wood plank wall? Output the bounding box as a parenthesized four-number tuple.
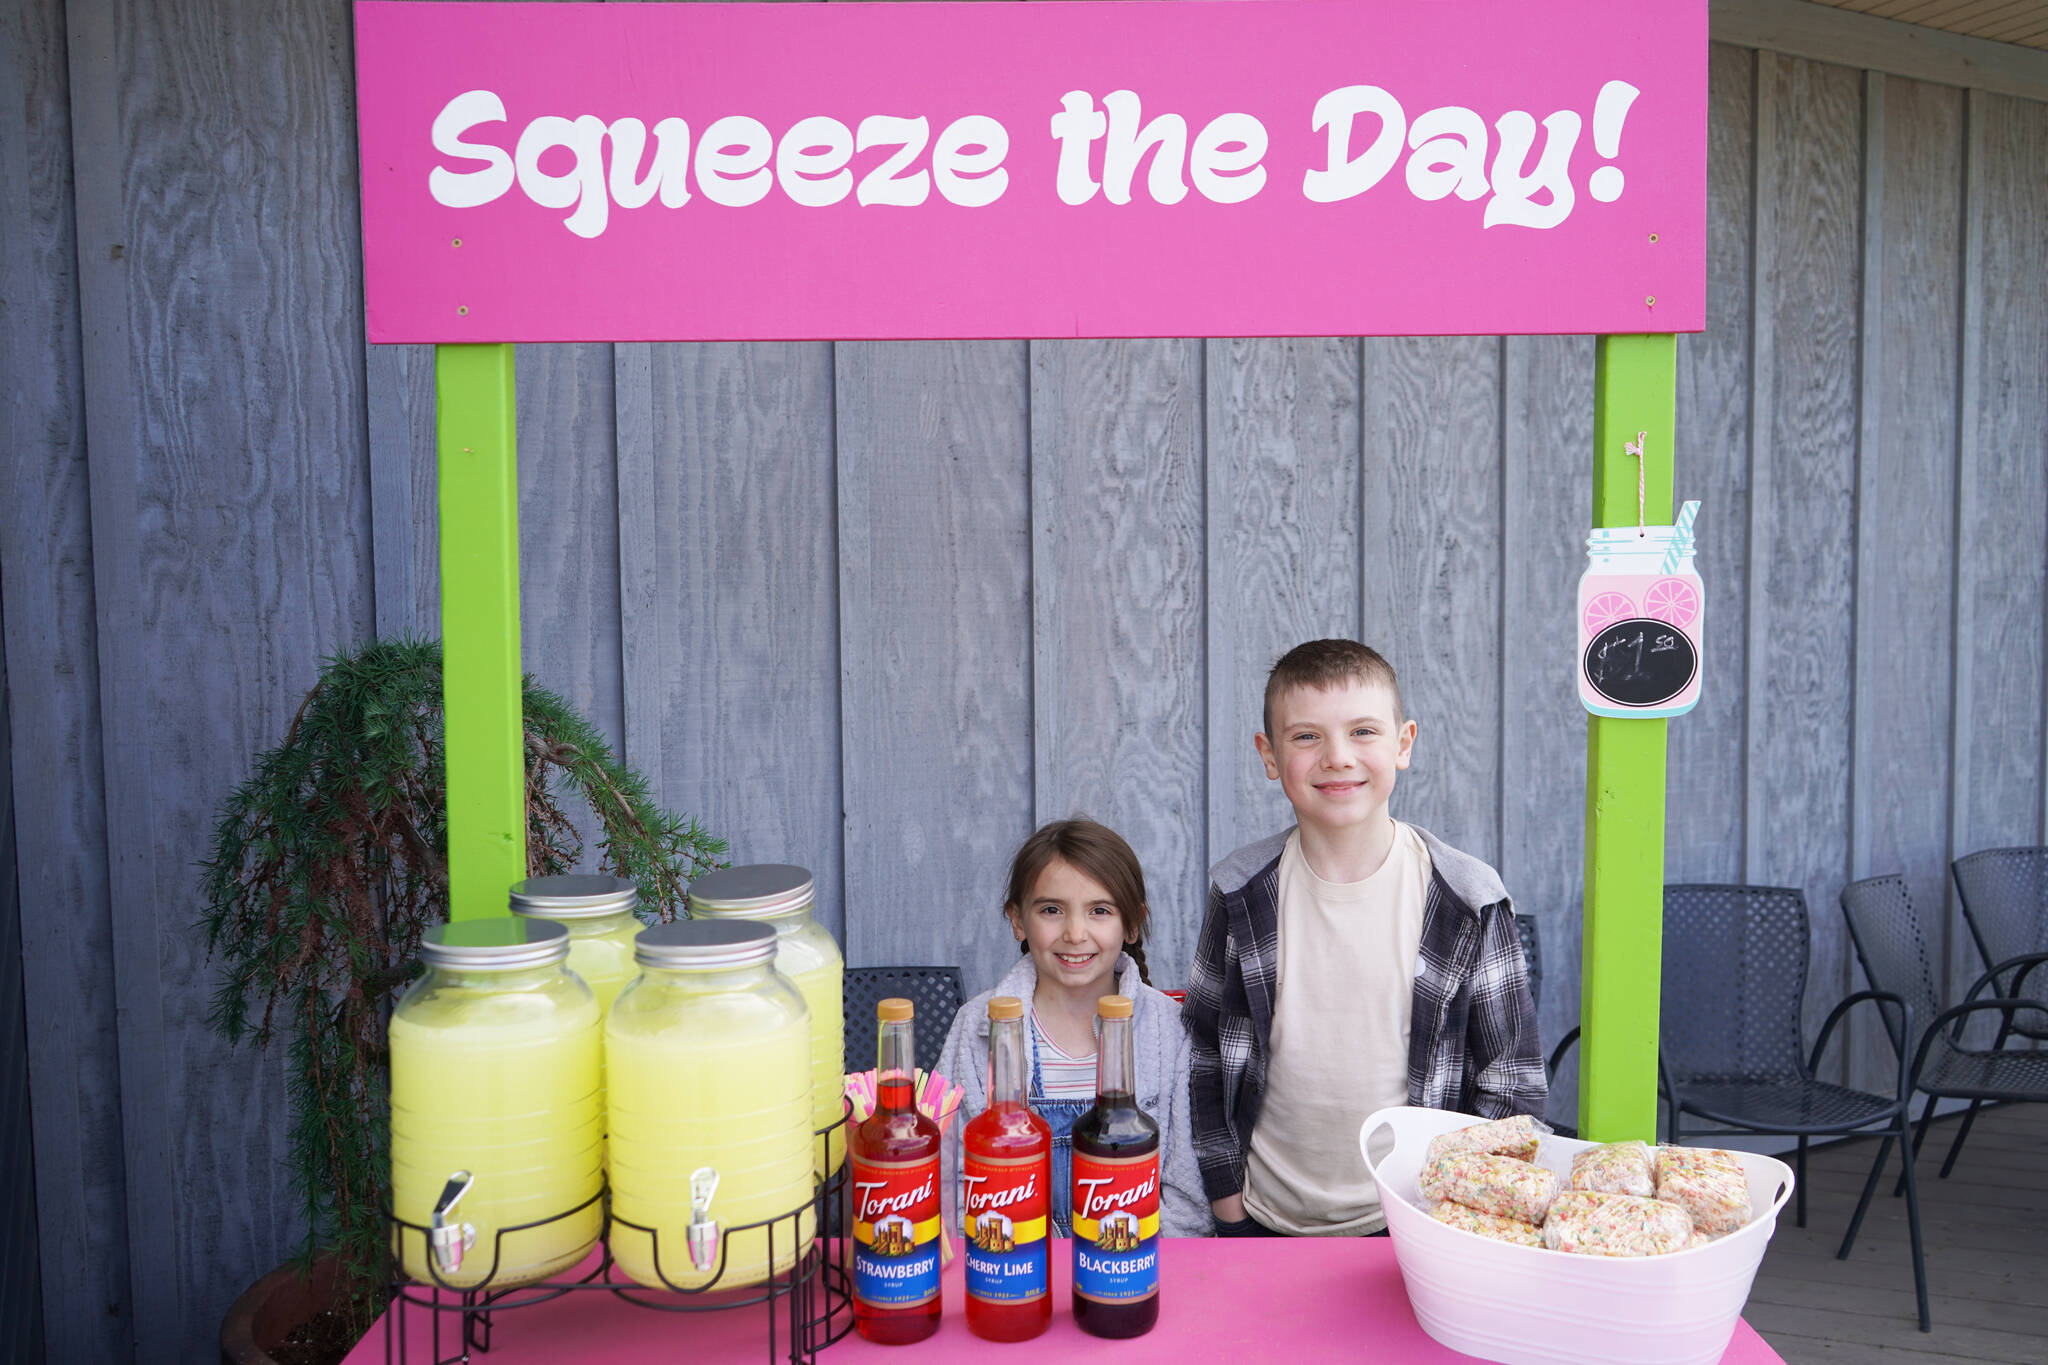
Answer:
(0, 593, 48, 1365)
(1, 17, 2044, 1363)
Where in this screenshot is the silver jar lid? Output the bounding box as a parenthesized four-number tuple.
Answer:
(635, 919, 778, 970)
(509, 873, 640, 919)
(420, 917, 570, 971)
(687, 864, 813, 918)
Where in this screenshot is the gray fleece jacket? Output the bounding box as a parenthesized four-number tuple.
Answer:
(932, 953, 1210, 1238)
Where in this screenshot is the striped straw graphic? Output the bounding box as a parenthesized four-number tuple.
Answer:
(1663, 500, 1700, 572)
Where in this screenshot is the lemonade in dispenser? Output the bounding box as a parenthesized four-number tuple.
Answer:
(509, 873, 644, 1123)
(688, 864, 847, 1175)
(605, 919, 815, 1289)
(508, 874, 645, 1014)
(388, 917, 603, 1289)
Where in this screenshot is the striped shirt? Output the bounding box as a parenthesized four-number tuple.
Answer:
(1030, 1007, 1099, 1098)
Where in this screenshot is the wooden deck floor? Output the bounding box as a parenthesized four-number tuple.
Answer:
(1746, 1103, 2047, 1364)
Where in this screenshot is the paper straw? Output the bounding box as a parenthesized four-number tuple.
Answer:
(1663, 501, 1699, 572)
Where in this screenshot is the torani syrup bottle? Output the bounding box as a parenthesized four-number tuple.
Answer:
(850, 998, 942, 1343)
(962, 996, 1052, 1341)
(1070, 994, 1160, 1338)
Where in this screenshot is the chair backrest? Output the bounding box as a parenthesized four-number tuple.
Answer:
(1838, 874, 1941, 1027)
(1951, 847, 2048, 979)
(1660, 885, 1812, 1084)
(843, 966, 966, 1075)
(1514, 912, 1542, 1011)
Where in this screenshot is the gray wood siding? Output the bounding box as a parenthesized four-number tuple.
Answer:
(1, 585, 47, 1365)
(1752, 52, 1864, 1059)
(2, 0, 138, 1360)
(1852, 72, 1964, 1080)
(3, 13, 2045, 1362)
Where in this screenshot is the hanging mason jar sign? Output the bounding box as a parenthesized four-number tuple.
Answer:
(1578, 497, 1703, 719)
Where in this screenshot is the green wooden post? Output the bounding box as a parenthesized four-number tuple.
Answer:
(1580, 333, 1676, 1142)
(435, 342, 526, 921)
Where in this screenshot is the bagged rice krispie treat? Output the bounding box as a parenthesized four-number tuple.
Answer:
(1569, 1140, 1656, 1198)
(1655, 1146, 1751, 1237)
(1429, 1200, 1545, 1247)
(1543, 1191, 1694, 1257)
(1422, 1113, 1544, 1168)
(1420, 1150, 1561, 1223)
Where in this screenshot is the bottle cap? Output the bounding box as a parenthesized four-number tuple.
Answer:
(988, 996, 1024, 1021)
(687, 864, 814, 919)
(635, 919, 778, 970)
(877, 997, 914, 1022)
(421, 917, 570, 971)
(509, 873, 639, 919)
(1096, 994, 1133, 1020)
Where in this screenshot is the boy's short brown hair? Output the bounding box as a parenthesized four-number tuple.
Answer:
(1262, 639, 1404, 738)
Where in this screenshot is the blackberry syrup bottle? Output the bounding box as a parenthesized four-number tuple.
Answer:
(1070, 994, 1160, 1338)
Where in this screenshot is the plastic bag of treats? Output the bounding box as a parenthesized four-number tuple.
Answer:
(1655, 1146, 1751, 1237)
(1429, 1200, 1545, 1247)
(1420, 1150, 1561, 1223)
(1543, 1191, 1694, 1257)
(1421, 1113, 1544, 1168)
(1569, 1139, 1656, 1198)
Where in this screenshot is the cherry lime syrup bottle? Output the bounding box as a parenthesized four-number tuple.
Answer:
(1071, 994, 1161, 1339)
(962, 995, 1052, 1341)
(849, 998, 942, 1344)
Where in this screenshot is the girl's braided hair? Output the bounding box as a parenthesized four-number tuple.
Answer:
(1004, 817, 1153, 987)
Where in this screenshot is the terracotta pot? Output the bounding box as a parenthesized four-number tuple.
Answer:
(219, 1254, 348, 1365)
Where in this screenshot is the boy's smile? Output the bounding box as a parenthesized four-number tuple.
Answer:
(1255, 678, 1415, 851)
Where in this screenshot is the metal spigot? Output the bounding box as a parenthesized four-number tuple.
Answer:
(429, 1171, 478, 1277)
(686, 1167, 721, 1273)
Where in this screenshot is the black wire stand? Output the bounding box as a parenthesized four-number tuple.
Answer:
(381, 1110, 854, 1364)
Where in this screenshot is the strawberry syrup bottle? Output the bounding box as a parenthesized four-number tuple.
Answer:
(1071, 994, 1160, 1338)
(850, 998, 942, 1344)
(962, 996, 1052, 1341)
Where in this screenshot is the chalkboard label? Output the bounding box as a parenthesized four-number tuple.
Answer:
(1582, 618, 1698, 709)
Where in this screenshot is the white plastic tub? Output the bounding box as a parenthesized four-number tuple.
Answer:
(1359, 1106, 1794, 1365)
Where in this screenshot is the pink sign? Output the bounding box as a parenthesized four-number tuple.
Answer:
(354, 0, 1705, 343)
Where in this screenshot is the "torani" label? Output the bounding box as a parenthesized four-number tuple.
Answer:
(851, 1154, 941, 1308)
(1070, 1149, 1159, 1304)
(963, 1151, 1048, 1305)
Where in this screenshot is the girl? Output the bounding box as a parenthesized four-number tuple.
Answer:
(936, 818, 1208, 1238)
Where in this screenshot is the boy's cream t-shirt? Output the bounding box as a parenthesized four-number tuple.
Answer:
(1242, 823, 1430, 1235)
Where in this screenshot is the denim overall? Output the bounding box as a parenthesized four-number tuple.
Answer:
(1028, 1019, 1096, 1238)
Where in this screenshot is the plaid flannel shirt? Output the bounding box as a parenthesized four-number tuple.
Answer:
(1182, 824, 1547, 1204)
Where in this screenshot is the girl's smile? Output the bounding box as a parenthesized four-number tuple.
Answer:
(1008, 857, 1131, 1004)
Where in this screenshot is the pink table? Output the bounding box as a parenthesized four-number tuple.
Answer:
(347, 1238, 1785, 1363)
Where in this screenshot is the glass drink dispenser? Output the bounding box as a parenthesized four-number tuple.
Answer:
(508, 874, 644, 1015)
(389, 918, 604, 1288)
(510, 873, 645, 1124)
(688, 864, 847, 1175)
(605, 919, 815, 1289)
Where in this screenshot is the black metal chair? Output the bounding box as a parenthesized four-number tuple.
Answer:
(1839, 875, 2048, 1209)
(1662, 883, 1928, 1331)
(1514, 912, 1541, 1010)
(842, 965, 965, 1076)
(1945, 849, 2048, 1178)
(1510, 913, 1584, 1138)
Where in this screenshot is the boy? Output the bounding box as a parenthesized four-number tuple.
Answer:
(1184, 639, 1545, 1236)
